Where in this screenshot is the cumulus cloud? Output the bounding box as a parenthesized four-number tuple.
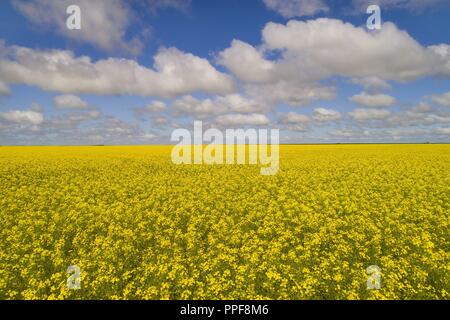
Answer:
(277, 111, 311, 132)
(0, 44, 235, 98)
(351, 76, 392, 91)
(218, 39, 335, 107)
(172, 95, 218, 117)
(54, 115, 159, 145)
(261, 19, 450, 82)
(215, 113, 270, 126)
(140, 133, 158, 140)
(54, 95, 89, 109)
(263, 0, 329, 18)
(342, 101, 450, 129)
(330, 128, 370, 138)
(246, 81, 336, 107)
(12, 0, 193, 55)
(47, 110, 100, 130)
(218, 18, 449, 110)
(12, 0, 147, 55)
(430, 92, 450, 107)
(172, 94, 266, 118)
(216, 94, 267, 113)
(101, 117, 139, 135)
(218, 39, 321, 85)
(0, 110, 44, 125)
(312, 108, 342, 122)
(151, 116, 170, 126)
(146, 101, 167, 113)
(411, 102, 433, 113)
(349, 108, 391, 121)
(275, 108, 341, 133)
(134, 101, 167, 121)
(0, 109, 162, 145)
(218, 40, 275, 83)
(278, 111, 311, 124)
(0, 80, 10, 96)
(2, 11, 450, 144)
(429, 44, 450, 75)
(435, 127, 450, 135)
(349, 92, 396, 107)
(386, 108, 450, 127)
(328, 126, 448, 142)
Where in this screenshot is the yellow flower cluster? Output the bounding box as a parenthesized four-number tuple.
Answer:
(0, 145, 448, 300)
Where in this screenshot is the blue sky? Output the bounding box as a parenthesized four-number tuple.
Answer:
(0, 0, 449, 145)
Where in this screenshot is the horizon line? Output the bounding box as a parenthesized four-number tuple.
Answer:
(1, 142, 450, 147)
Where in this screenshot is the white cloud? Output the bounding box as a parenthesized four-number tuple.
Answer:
(215, 113, 270, 126)
(351, 76, 392, 91)
(146, 101, 167, 113)
(54, 95, 89, 109)
(134, 101, 167, 118)
(422, 114, 450, 124)
(151, 116, 169, 126)
(327, 125, 449, 142)
(261, 19, 450, 82)
(384, 107, 450, 127)
(0, 80, 10, 96)
(47, 110, 100, 130)
(429, 44, 450, 76)
(246, 81, 336, 107)
(284, 124, 310, 132)
(172, 94, 266, 117)
(349, 92, 396, 107)
(263, 0, 329, 18)
(312, 108, 342, 122)
(218, 40, 274, 83)
(218, 36, 338, 107)
(430, 92, 450, 107)
(35, 112, 161, 145)
(140, 133, 158, 140)
(172, 95, 218, 116)
(0, 110, 44, 125)
(80, 116, 158, 144)
(219, 94, 266, 113)
(100, 117, 138, 135)
(12, 0, 146, 55)
(278, 111, 311, 124)
(435, 127, 450, 135)
(277, 112, 311, 132)
(0, 44, 235, 98)
(218, 18, 450, 109)
(13, 0, 192, 55)
(384, 128, 431, 140)
(411, 102, 433, 113)
(218, 39, 336, 107)
(349, 108, 391, 121)
(330, 128, 370, 138)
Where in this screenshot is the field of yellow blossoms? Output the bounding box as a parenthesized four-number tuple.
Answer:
(0, 145, 448, 300)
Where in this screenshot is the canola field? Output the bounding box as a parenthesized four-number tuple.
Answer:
(0, 145, 449, 300)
